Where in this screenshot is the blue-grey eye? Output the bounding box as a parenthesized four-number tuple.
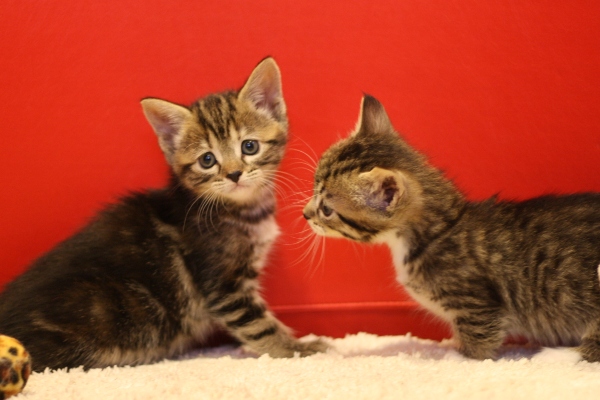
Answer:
(199, 152, 217, 169)
(241, 140, 259, 155)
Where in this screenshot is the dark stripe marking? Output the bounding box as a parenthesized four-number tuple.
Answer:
(245, 326, 278, 341)
(341, 231, 361, 241)
(213, 296, 248, 314)
(226, 304, 266, 328)
(337, 213, 379, 235)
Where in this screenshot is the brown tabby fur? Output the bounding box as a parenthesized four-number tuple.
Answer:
(304, 95, 600, 361)
(0, 58, 326, 371)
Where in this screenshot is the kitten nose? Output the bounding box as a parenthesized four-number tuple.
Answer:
(302, 204, 312, 220)
(226, 170, 242, 183)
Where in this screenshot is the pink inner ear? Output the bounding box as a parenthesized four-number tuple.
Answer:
(253, 89, 275, 112)
(154, 115, 179, 139)
(365, 175, 399, 211)
(383, 187, 396, 205)
(249, 80, 281, 118)
(381, 176, 398, 206)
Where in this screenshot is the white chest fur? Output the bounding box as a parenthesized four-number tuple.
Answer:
(249, 215, 280, 270)
(375, 231, 410, 283)
(379, 231, 452, 322)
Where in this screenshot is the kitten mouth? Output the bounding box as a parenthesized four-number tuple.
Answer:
(229, 182, 250, 192)
(308, 221, 326, 236)
(222, 182, 257, 201)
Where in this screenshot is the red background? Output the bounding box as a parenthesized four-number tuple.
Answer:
(2, 1, 599, 341)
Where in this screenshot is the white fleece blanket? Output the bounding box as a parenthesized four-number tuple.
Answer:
(14, 333, 600, 400)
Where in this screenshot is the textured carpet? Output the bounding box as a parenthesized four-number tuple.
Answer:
(14, 333, 600, 400)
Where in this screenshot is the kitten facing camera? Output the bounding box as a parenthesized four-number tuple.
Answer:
(0, 57, 326, 372)
(304, 95, 600, 362)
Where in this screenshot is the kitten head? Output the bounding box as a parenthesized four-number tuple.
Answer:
(303, 95, 431, 242)
(141, 57, 287, 206)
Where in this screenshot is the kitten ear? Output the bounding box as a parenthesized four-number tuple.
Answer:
(352, 95, 393, 137)
(358, 167, 405, 212)
(238, 57, 287, 122)
(141, 98, 192, 164)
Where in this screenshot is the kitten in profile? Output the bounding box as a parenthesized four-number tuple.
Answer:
(0, 57, 326, 372)
(304, 94, 600, 362)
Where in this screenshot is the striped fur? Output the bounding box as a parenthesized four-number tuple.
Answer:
(305, 95, 600, 362)
(0, 58, 325, 372)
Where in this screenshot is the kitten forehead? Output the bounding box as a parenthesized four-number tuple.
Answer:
(192, 92, 239, 141)
(174, 127, 212, 164)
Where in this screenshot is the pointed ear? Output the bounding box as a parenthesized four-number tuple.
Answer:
(141, 98, 192, 164)
(352, 95, 393, 137)
(358, 167, 405, 212)
(238, 57, 286, 122)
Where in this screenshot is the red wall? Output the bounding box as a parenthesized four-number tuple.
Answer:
(2, 1, 600, 341)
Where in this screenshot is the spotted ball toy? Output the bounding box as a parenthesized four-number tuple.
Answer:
(0, 335, 31, 399)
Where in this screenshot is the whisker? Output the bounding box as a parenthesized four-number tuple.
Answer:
(307, 235, 326, 279)
(286, 138, 319, 167)
(183, 195, 203, 232)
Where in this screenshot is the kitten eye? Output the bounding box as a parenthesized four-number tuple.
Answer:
(198, 152, 217, 169)
(241, 140, 259, 155)
(321, 203, 334, 217)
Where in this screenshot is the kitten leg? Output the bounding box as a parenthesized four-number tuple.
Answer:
(452, 310, 505, 360)
(579, 266, 600, 362)
(209, 294, 327, 357)
(236, 311, 328, 358)
(579, 324, 600, 362)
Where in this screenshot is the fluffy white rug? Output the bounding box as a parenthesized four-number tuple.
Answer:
(15, 333, 600, 400)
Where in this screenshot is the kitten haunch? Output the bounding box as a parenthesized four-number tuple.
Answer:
(305, 94, 600, 362)
(0, 57, 326, 372)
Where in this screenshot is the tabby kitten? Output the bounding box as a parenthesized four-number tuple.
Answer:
(304, 95, 600, 362)
(0, 57, 325, 372)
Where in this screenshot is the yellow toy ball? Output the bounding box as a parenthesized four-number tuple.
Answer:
(0, 335, 31, 399)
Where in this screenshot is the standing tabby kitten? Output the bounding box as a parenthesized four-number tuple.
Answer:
(304, 95, 600, 362)
(0, 57, 325, 372)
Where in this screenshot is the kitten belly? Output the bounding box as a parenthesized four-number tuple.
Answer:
(505, 313, 586, 347)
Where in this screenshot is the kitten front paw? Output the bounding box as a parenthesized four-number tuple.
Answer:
(294, 338, 329, 356)
(266, 338, 329, 358)
(458, 343, 496, 360)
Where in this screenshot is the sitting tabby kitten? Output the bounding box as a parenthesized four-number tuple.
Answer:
(304, 95, 600, 362)
(0, 57, 325, 372)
